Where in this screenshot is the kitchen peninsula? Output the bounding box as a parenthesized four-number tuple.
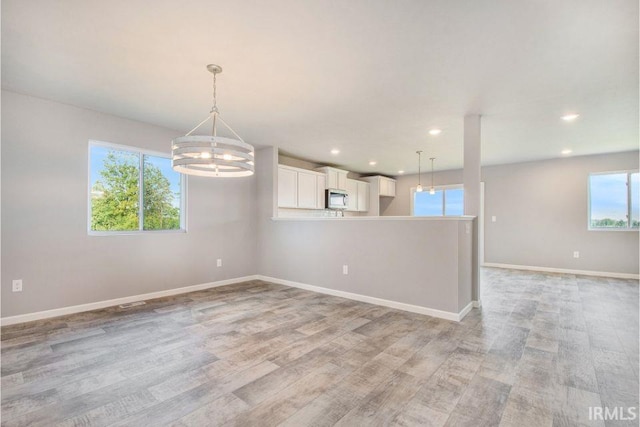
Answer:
(258, 147, 476, 321)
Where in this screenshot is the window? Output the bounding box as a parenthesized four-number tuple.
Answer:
(412, 185, 464, 216)
(589, 171, 638, 230)
(89, 141, 185, 233)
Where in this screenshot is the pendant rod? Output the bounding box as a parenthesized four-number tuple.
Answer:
(416, 151, 422, 186)
(430, 157, 435, 189)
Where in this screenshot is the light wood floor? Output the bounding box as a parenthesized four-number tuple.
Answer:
(1, 268, 638, 426)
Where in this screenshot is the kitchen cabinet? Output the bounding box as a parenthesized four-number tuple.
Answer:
(379, 177, 396, 197)
(346, 179, 359, 211)
(297, 170, 318, 209)
(315, 166, 349, 191)
(357, 181, 370, 212)
(316, 175, 326, 209)
(345, 178, 370, 212)
(278, 165, 326, 209)
(361, 175, 396, 216)
(278, 166, 298, 208)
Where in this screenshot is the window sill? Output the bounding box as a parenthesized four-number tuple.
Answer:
(587, 227, 639, 232)
(88, 229, 187, 236)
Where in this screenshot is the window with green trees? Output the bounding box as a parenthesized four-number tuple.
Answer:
(589, 171, 638, 230)
(89, 142, 184, 233)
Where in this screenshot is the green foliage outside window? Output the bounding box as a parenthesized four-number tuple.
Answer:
(90, 147, 182, 232)
(143, 157, 181, 230)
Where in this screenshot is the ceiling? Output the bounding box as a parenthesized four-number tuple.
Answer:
(2, 0, 638, 175)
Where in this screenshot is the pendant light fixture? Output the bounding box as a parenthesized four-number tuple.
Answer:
(429, 157, 436, 195)
(416, 151, 423, 192)
(172, 64, 254, 177)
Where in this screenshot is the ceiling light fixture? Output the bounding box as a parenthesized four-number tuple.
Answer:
(330, 149, 340, 155)
(369, 161, 377, 166)
(398, 170, 405, 174)
(429, 157, 436, 195)
(429, 129, 442, 136)
(416, 151, 423, 192)
(561, 113, 580, 121)
(172, 64, 254, 177)
(561, 149, 573, 155)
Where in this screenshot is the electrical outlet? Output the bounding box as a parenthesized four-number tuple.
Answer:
(217, 259, 222, 267)
(573, 251, 580, 259)
(12, 279, 23, 292)
(342, 265, 349, 275)
(491, 216, 497, 222)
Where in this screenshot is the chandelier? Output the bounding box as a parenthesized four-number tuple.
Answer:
(172, 64, 254, 177)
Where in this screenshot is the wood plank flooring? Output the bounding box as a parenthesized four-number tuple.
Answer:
(1, 268, 638, 426)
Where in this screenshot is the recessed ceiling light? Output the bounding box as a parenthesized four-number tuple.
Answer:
(369, 161, 377, 166)
(398, 170, 405, 174)
(330, 149, 340, 155)
(429, 129, 442, 136)
(561, 113, 580, 121)
(561, 149, 572, 155)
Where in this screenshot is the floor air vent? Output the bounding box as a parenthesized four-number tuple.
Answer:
(119, 301, 146, 309)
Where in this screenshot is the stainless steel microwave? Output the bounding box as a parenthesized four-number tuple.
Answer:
(326, 189, 349, 210)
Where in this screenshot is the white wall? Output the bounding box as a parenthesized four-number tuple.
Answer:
(384, 152, 640, 275)
(258, 147, 473, 314)
(2, 91, 635, 320)
(1, 91, 258, 317)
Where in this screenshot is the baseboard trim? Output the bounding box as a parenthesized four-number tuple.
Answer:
(257, 275, 472, 322)
(483, 263, 639, 280)
(458, 302, 474, 320)
(1, 274, 477, 326)
(473, 300, 482, 308)
(1, 275, 260, 326)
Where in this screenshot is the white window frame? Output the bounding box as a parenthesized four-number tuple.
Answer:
(410, 184, 464, 217)
(88, 140, 187, 235)
(588, 169, 638, 232)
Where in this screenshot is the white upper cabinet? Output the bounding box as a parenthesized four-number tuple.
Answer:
(379, 176, 396, 197)
(278, 166, 298, 208)
(297, 170, 318, 209)
(361, 175, 396, 215)
(357, 181, 370, 212)
(316, 175, 326, 209)
(346, 179, 359, 211)
(338, 172, 348, 191)
(315, 167, 349, 191)
(344, 178, 370, 212)
(278, 165, 326, 210)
